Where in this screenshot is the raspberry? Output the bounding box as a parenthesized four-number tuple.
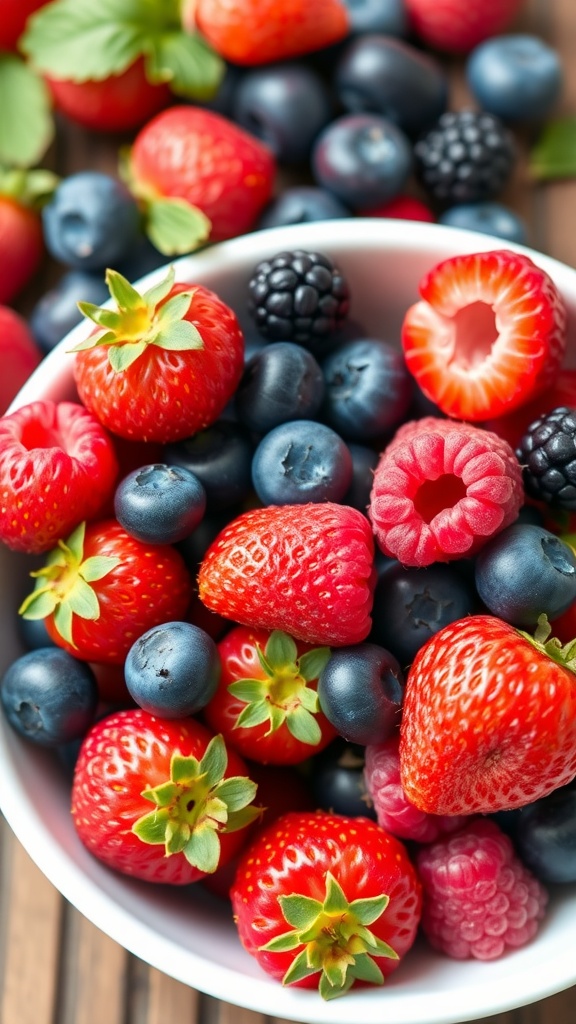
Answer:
(368, 417, 524, 566)
(516, 406, 576, 510)
(364, 736, 469, 843)
(416, 818, 548, 960)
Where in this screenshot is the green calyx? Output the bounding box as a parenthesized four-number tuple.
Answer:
(0, 166, 59, 209)
(132, 734, 261, 874)
(228, 631, 331, 747)
(18, 522, 120, 647)
(70, 265, 204, 372)
(519, 613, 576, 674)
(260, 872, 397, 1001)
(530, 117, 576, 181)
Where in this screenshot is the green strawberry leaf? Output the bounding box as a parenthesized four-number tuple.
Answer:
(0, 55, 54, 168)
(227, 679, 268, 703)
(199, 734, 228, 788)
(265, 630, 299, 670)
(236, 700, 271, 730)
(53, 602, 74, 645)
(298, 647, 331, 682)
(154, 319, 204, 351)
(349, 954, 385, 986)
(324, 873, 352, 915)
(279, 894, 323, 931)
(133, 807, 171, 845)
(80, 555, 121, 582)
(106, 268, 146, 313)
(183, 825, 221, 873)
(261, 931, 301, 953)
(66, 576, 100, 620)
(19, 589, 58, 620)
(530, 117, 576, 180)
(145, 28, 225, 99)
(0, 166, 59, 208)
(350, 894, 390, 926)
(215, 777, 258, 812)
(145, 197, 212, 256)
(108, 341, 148, 372)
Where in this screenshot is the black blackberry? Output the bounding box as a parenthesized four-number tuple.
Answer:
(247, 249, 350, 346)
(516, 406, 576, 510)
(414, 110, 516, 206)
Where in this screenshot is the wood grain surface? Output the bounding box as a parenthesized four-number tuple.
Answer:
(3, 0, 576, 1021)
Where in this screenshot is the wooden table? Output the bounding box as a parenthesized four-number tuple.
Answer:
(4, 0, 576, 1021)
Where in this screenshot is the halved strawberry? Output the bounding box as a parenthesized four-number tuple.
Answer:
(401, 249, 567, 422)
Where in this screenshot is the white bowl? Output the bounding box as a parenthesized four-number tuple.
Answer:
(2, 219, 576, 1024)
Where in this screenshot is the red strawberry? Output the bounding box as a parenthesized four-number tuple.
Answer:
(128, 106, 276, 242)
(360, 195, 436, 222)
(191, 0, 349, 66)
(19, 519, 193, 664)
(0, 191, 44, 305)
(405, 0, 525, 54)
(400, 614, 576, 816)
(45, 58, 171, 133)
(72, 266, 244, 443)
(0, 400, 118, 554)
(369, 417, 524, 566)
(203, 626, 337, 765)
(231, 810, 421, 999)
(198, 502, 376, 646)
(72, 709, 261, 884)
(401, 249, 567, 422)
(0, 0, 49, 51)
(0, 307, 42, 414)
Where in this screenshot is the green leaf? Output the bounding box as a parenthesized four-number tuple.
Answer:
(268, 704, 285, 734)
(530, 117, 576, 180)
(282, 950, 319, 987)
(203, 795, 228, 825)
(141, 780, 179, 806)
(298, 686, 320, 714)
(144, 266, 176, 308)
(170, 754, 199, 785)
(236, 701, 271, 730)
(132, 807, 170, 845)
(153, 319, 204, 351)
(145, 29, 224, 100)
(224, 804, 263, 833)
(68, 329, 116, 352)
(78, 303, 122, 331)
(80, 555, 121, 583)
(108, 341, 148, 372)
(260, 931, 301, 953)
(369, 936, 399, 960)
(298, 647, 331, 682)
(145, 197, 211, 256)
(19, 588, 58, 620)
(53, 602, 74, 645)
(183, 823, 220, 873)
(66, 522, 86, 563)
(350, 893, 389, 927)
(215, 776, 257, 813)
(349, 954, 385, 986)
(279, 893, 322, 931)
(157, 291, 193, 325)
(286, 706, 322, 746)
(319, 973, 354, 1001)
(106, 268, 146, 313)
(0, 55, 53, 168)
(255, 646, 274, 677)
(265, 630, 298, 670)
(198, 734, 227, 789)
(0, 167, 59, 208)
(165, 818, 190, 855)
(227, 679, 268, 704)
(66, 577, 100, 620)
(323, 873, 349, 915)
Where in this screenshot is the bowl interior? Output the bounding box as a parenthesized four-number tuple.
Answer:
(2, 219, 576, 1024)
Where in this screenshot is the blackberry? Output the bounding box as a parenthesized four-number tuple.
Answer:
(247, 249, 350, 346)
(516, 406, 576, 509)
(414, 109, 516, 206)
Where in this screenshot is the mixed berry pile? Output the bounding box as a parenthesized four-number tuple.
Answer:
(1, 238, 576, 1001)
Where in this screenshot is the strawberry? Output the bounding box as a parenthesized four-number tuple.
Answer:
(360, 195, 436, 223)
(203, 627, 337, 765)
(0, 168, 57, 304)
(0, 307, 42, 415)
(230, 810, 422, 999)
(401, 249, 567, 422)
(71, 709, 261, 884)
(198, 502, 376, 646)
(128, 106, 276, 243)
(0, 400, 118, 554)
(45, 59, 171, 133)
(71, 266, 244, 443)
(19, 519, 193, 664)
(400, 614, 576, 816)
(404, 0, 525, 54)
(191, 0, 350, 66)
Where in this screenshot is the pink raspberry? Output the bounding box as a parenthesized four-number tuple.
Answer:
(416, 818, 548, 960)
(364, 736, 469, 843)
(368, 416, 524, 566)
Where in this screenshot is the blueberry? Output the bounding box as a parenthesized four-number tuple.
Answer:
(17, 613, 57, 651)
(233, 63, 332, 164)
(251, 419, 353, 505)
(342, 443, 379, 513)
(335, 35, 448, 137)
(42, 171, 142, 271)
(321, 336, 413, 441)
(163, 420, 254, 511)
(474, 523, 576, 626)
(29, 270, 109, 355)
(312, 113, 412, 210)
(317, 643, 404, 745)
(516, 504, 545, 527)
(343, 0, 408, 36)
(114, 463, 206, 545)
(198, 64, 243, 118)
(467, 34, 563, 123)
(257, 186, 352, 230)
(0, 647, 98, 746)
(439, 202, 527, 244)
(177, 509, 239, 573)
(309, 739, 377, 819)
(124, 622, 220, 718)
(512, 784, 576, 883)
(235, 342, 324, 434)
(370, 562, 480, 667)
(115, 236, 168, 282)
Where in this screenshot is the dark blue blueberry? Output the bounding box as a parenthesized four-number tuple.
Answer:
(516, 504, 545, 527)
(309, 739, 377, 819)
(312, 113, 412, 210)
(257, 186, 352, 230)
(317, 643, 404, 745)
(42, 172, 142, 271)
(370, 562, 480, 667)
(0, 647, 98, 746)
(439, 202, 527, 244)
(511, 784, 576, 883)
(343, 0, 408, 36)
(177, 509, 238, 573)
(474, 523, 576, 626)
(115, 237, 168, 282)
(335, 35, 448, 137)
(467, 34, 563, 123)
(235, 342, 324, 434)
(197, 63, 243, 118)
(124, 622, 220, 719)
(163, 420, 254, 511)
(114, 463, 206, 545)
(251, 419, 353, 505)
(321, 336, 413, 441)
(17, 613, 57, 651)
(29, 270, 109, 355)
(232, 63, 332, 164)
(342, 443, 379, 513)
